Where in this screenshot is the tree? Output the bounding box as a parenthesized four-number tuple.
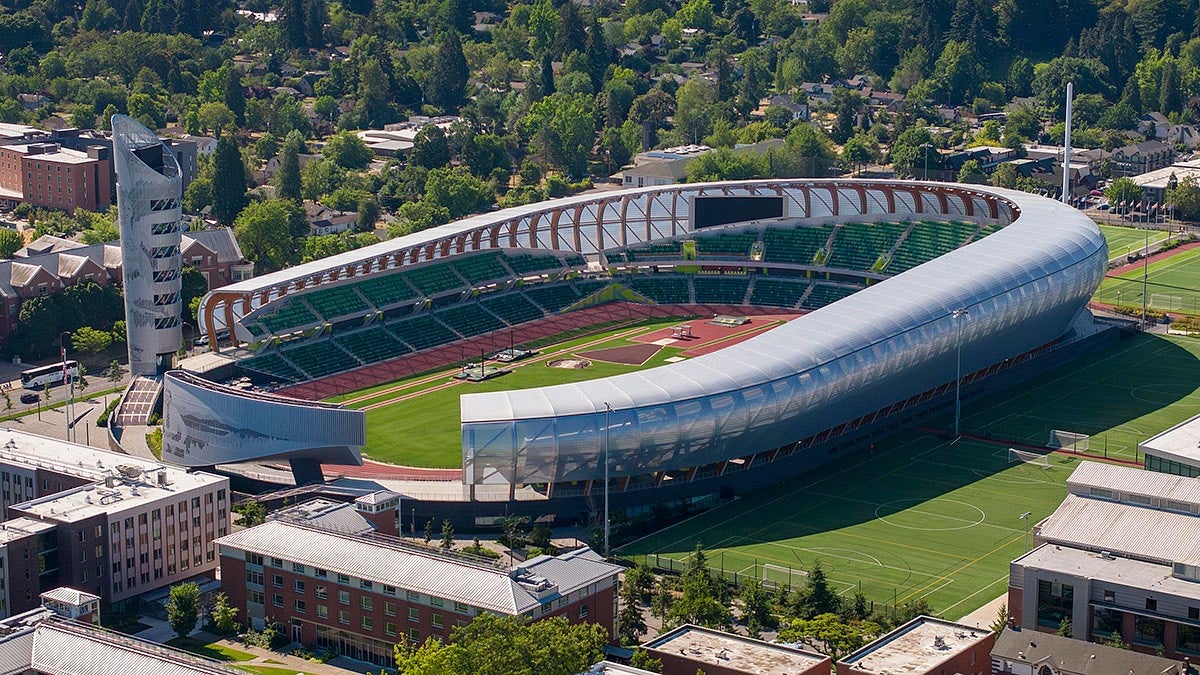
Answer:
(665, 545, 732, 630)
(629, 651, 662, 673)
(394, 614, 607, 675)
(957, 159, 987, 184)
(0, 229, 22, 259)
(211, 134, 246, 225)
(234, 199, 298, 272)
(629, 90, 675, 153)
(1057, 616, 1073, 637)
(427, 31, 468, 109)
(106, 360, 123, 382)
(424, 519, 434, 545)
(440, 518, 454, 550)
(233, 501, 266, 527)
(841, 136, 874, 176)
(991, 163, 1018, 189)
(411, 125, 451, 170)
(211, 592, 240, 634)
(685, 148, 764, 182)
(618, 586, 647, 645)
(1106, 177, 1144, 208)
(991, 603, 1009, 634)
(275, 133, 303, 203)
(423, 167, 495, 219)
(1168, 175, 1200, 220)
(71, 327, 113, 355)
(282, 0, 306, 49)
(524, 92, 597, 178)
(166, 582, 201, 639)
(778, 613, 880, 661)
(792, 562, 840, 619)
(740, 578, 776, 637)
(323, 131, 372, 169)
(197, 102, 235, 136)
(19, 297, 59, 359)
(223, 65, 245, 126)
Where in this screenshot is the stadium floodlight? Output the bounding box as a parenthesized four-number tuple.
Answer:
(1019, 511, 1033, 552)
(953, 307, 970, 438)
(603, 401, 613, 558)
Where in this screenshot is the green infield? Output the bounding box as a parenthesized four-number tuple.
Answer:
(341, 318, 697, 467)
(1097, 224, 1168, 260)
(1095, 245, 1200, 315)
(619, 333, 1200, 617)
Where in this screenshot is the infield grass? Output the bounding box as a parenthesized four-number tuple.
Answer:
(1098, 224, 1168, 259)
(620, 333, 1200, 617)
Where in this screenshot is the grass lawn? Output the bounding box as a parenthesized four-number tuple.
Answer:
(165, 637, 256, 663)
(234, 666, 316, 675)
(1098, 224, 1168, 259)
(1095, 246, 1200, 315)
(619, 333, 1200, 617)
(339, 318, 695, 467)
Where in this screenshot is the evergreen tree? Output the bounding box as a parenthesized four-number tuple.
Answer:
(554, 2, 586, 59)
(282, 0, 306, 50)
(223, 65, 245, 126)
(445, 0, 472, 33)
(275, 133, 303, 203)
(540, 54, 556, 98)
(211, 133, 246, 225)
(175, 0, 199, 36)
(305, 0, 325, 48)
(585, 16, 610, 92)
(1160, 60, 1182, 114)
(440, 518, 455, 550)
(427, 31, 468, 109)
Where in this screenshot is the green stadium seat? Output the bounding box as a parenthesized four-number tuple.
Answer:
(453, 253, 510, 285)
(749, 278, 809, 307)
(406, 264, 465, 296)
(303, 285, 370, 320)
(435, 303, 506, 337)
(525, 283, 582, 312)
(826, 222, 909, 271)
(693, 276, 750, 304)
(763, 225, 836, 265)
(241, 352, 303, 381)
(356, 272, 418, 308)
(258, 299, 319, 334)
(888, 221, 980, 274)
(628, 276, 690, 304)
(388, 314, 459, 351)
(280, 341, 360, 379)
(335, 326, 413, 364)
(481, 293, 544, 325)
(625, 242, 683, 261)
(803, 282, 862, 309)
(504, 253, 564, 276)
(696, 231, 758, 258)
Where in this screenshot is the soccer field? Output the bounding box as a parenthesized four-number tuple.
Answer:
(1095, 246, 1200, 315)
(620, 333, 1200, 617)
(1097, 224, 1168, 260)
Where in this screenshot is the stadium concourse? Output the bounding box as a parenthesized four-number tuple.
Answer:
(166, 179, 1108, 526)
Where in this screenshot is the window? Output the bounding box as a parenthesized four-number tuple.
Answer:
(1190, 607, 1200, 621)
(361, 596, 373, 611)
(580, 604, 589, 619)
(362, 616, 374, 631)
(431, 613, 443, 628)
(540, 603, 552, 615)
(454, 602, 469, 613)
(314, 568, 327, 579)
(316, 605, 328, 619)
(385, 622, 397, 637)
(248, 590, 264, 605)
(272, 574, 283, 588)
(1103, 590, 1115, 603)
(315, 585, 327, 600)
(406, 590, 420, 602)
(430, 597, 444, 608)
(1134, 616, 1164, 646)
(292, 563, 305, 574)
(360, 580, 374, 591)
(338, 591, 350, 605)
(270, 557, 283, 568)
(1179, 623, 1200, 654)
(408, 608, 420, 622)
(384, 602, 396, 616)
(294, 580, 305, 594)
(338, 610, 350, 625)
(337, 573, 350, 584)
(294, 600, 306, 613)
(1146, 598, 1158, 611)
(1036, 579, 1074, 629)
(408, 628, 420, 642)
(383, 585, 396, 596)
(272, 594, 284, 607)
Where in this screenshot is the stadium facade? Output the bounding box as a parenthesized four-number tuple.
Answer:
(187, 180, 1108, 519)
(112, 115, 184, 377)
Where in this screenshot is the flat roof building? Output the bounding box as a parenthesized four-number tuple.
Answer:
(216, 519, 621, 668)
(837, 616, 995, 675)
(0, 142, 111, 213)
(1008, 461, 1200, 659)
(1139, 412, 1200, 478)
(643, 624, 830, 675)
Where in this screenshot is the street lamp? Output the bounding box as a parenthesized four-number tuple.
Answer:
(58, 330, 75, 443)
(1019, 511, 1032, 551)
(952, 308, 970, 438)
(920, 143, 932, 181)
(603, 401, 613, 558)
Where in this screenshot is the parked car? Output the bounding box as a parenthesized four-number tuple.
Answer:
(19, 393, 38, 404)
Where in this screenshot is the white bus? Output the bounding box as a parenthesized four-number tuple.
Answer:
(21, 360, 79, 390)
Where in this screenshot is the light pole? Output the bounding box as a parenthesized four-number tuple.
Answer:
(58, 330, 74, 443)
(952, 308, 970, 438)
(603, 401, 612, 558)
(1019, 511, 1032, 551)
(1141, 228, 1150, 330)
(921, 143, 932, 181)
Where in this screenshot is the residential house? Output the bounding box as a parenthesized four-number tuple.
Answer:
(306, 203, 357, 236)
(755, 94, 810, 121)
(990, 628, 1190, 674)
(1111, 140, 1174, 177)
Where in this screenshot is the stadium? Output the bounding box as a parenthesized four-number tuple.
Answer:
(166, 179, 1109, 526)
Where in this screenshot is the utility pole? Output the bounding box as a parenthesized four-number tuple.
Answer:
(603, 401, 612, 558)
(1061, 82, 1073, 204)
(953, 308, 970, 438)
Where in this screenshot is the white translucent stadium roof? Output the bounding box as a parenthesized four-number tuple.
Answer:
(462, 186, 1104, 422)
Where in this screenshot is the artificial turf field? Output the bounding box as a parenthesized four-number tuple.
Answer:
(1095, 244, 1200, 315)
(619, 332, 1200, 617)
(330, 316, 792, 467)
(1097, 223, 1168, 259)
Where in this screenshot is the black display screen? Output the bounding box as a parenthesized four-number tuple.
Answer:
(693, 196, 784, 229)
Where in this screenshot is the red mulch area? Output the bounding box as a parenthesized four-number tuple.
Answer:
(1109, 241, 1200, 276)
(578, 343, 663, 366)
(632, 313, 804, 358)
(277, 302, 800, 401)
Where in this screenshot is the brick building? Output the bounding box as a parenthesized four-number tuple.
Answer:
(838, 616, 995, 675)
(0, 142, 111, 213)
(643, 624, 831, 675)
(216, 517, 621, 668)
(0, 428, 228, 617)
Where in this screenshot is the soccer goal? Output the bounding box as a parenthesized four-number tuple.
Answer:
(1047, 430, 1090, 452)
(1009, 448, 1051, 469)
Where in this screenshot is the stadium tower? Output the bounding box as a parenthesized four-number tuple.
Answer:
(112, 115, 183, 377)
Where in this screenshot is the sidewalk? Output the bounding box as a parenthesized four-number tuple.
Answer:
(134, 622, 370, 675)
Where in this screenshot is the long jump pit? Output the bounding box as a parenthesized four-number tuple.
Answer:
(577, 343, 664, 366)
(633, 313, 803, 357)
